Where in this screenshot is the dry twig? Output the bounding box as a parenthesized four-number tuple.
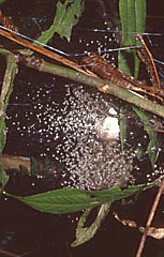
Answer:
(0, 26, 91, 75)
(136, 179, 164, 257)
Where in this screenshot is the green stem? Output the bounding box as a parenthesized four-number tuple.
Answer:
(0, 49, 18, 156)
(0, 50, 18, 108)
(21, 57, 164, 119)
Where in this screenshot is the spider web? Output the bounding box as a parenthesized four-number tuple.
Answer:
(1, 0, 164, 186)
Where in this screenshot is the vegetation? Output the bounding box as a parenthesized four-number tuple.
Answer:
(0, 0, 164, 250)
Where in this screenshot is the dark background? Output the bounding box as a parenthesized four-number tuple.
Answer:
(0, 0, 164, 256)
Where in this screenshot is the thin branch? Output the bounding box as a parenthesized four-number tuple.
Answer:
(0, 27, 90, 75)
(0, 49, 18, 156)
(15, 53, 164, 119)
(0, 248, 18, 257)
(0, 49, 18, 105)
(1, 26, 164, 118)
(136, 34, 161, 89)
(136, 180, 164, 257)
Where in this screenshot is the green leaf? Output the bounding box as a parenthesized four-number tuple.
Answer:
(134, 0, 146, 78)
(0, 166, 9, 192)
(0, 0, 6, 3)
(0, 118, 6, 157)
(43, 157, 52, 176)
(8, 182, 156, 214)
(135, 0, 147, 36)
(71, 202, 111, 247)
(120, 106, 128, 150)
(31, 158, 41, 176)
(147, 137, 160, 168)
(118, 0, 146, 152)
(135, 144, 144, 161)
(118, 0, 146, 77)
(20, 165, 30, 175)
(133, 106, 160, 168)
(37, 0, 84, 44)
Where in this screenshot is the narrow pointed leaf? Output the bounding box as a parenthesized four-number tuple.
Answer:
(8, 182, 157, 214)
(120, 106, 128, 150)
(118, 0, 146, 77)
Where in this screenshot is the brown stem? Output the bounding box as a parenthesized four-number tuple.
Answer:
(136, 180, 164, 257)
(0, 28, 90, 75)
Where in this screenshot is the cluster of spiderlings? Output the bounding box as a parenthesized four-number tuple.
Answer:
(4, 3, 137, 190)
(5, 73, 135, 190)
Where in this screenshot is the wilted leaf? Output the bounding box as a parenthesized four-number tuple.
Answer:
(114, 212, 164, 240)
(72, 202, 111, 247)
(139, 226, 164, 240)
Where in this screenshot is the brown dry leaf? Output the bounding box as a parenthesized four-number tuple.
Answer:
(0, 154, 30, 170)
(114, 212, 164, 240)
(0, 9, 18, 32)
(139, 226, 164, 240)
